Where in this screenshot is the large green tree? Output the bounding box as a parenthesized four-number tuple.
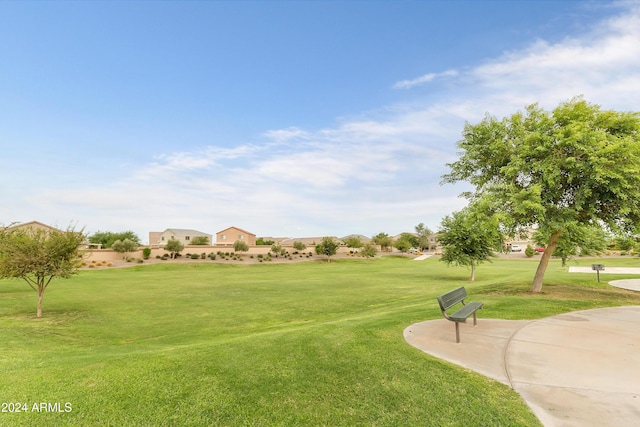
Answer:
(438, 206, 504, 281)
(0, 226, 85, 317)
(443, 98, 640, 291)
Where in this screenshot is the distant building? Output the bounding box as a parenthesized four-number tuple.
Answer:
(7, 220, 62, 234)
(216, 226, 256, 246)
(149, 228, 212, 247)
(7, 221, 94, 248)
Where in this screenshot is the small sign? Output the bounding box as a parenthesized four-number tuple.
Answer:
(592, 264, 604, 282)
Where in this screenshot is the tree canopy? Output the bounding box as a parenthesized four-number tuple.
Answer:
(164, 239, 184, 259)
(315, 237, 339, 263)
(343, 236, 364, 251)
(0, 226, 85, 317)
(88, 230, 140, 249)
(372, 232, 393, 252)
(443, 97, 640, 291)
(111, 238, 138, 259)
(438, 205, 504, 281)
(393, 233, 416, 254)
(414, 223, 433, 251)
(190, 236, 209, 245)
(233, 240, 249, 253)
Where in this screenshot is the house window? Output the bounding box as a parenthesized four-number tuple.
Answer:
(221, 235, 226, 240)
(185, 236, 190, 241)
(161, 236, 165, 241)
(239, 235, 243, 240)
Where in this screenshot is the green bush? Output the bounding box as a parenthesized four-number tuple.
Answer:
(142, 247, 151, 259)
(525, 245, 535, 258)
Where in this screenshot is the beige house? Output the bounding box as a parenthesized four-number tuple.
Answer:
(6, 220, 97, 248)
(216, 227, 256, 246)
(8, 220, 62, 234)
(149, 229, 212, 247)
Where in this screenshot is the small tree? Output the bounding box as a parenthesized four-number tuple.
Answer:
(393, 237, 412, 254)
(111, 238, 138, 259)
(315, 237, 339, 263)
(233, 240, 249, 254)
(0, 226, 85, 318)
(190, 236, 209, 245)
(164, 238, 184, 259)
(525, 244, 535, 258)
(142, 247, 151, 259)
(293, 241, 307, 251)
(372, 232, 393, 252)
(344, 236, 363, 252)
(360, 243, 377, 262)
(415, 223, 433, 251)
(438, 205, 504, 281)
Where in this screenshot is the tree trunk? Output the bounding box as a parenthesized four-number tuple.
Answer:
(37, 287, 44, 318)
(531, 229, 563, 293)
(470, 261, 476, 281)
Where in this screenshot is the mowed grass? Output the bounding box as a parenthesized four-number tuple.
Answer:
(2, 256, 640, 426)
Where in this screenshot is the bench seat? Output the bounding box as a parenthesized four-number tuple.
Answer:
(449, 301, 483, 322)
(436, 287, 483, 343)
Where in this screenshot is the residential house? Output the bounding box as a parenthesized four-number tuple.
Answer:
(6, 221, 95, 248)
(150, 229, 212, 247)
(216, 227, 256, 246)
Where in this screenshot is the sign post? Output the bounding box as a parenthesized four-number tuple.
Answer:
(592, 264, 605, 282)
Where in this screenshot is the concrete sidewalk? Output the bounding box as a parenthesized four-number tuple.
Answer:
(404, 306, 640, 427)
(568, 266, 640, 274)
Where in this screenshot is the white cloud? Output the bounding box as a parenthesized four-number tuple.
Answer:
(392, 69, 458, 89)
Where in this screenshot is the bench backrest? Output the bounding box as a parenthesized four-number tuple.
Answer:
(436, 287, 467, 312)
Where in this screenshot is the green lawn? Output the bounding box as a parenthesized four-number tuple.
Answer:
(2, 256, 640, 426)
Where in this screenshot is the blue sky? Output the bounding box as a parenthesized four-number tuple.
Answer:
(2, 1, 640, 243)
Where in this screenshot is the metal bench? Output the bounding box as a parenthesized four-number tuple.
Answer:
(436, 287, 483, 343)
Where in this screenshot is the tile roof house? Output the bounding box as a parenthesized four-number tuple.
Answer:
(216, 227, 256, 246)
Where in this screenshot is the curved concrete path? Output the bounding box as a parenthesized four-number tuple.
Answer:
(404, 306, 640, 427)
(609, 279, 640, 291)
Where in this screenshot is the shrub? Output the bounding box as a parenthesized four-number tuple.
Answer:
(142, 247, 151, 260)
(201, 253, 206, 259)
(191, 254, 200, 259)
(525, 245, 535, 258)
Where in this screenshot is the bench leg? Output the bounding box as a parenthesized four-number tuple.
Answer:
(455, 322, 460, 343)
(473, 312, 477, 326)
